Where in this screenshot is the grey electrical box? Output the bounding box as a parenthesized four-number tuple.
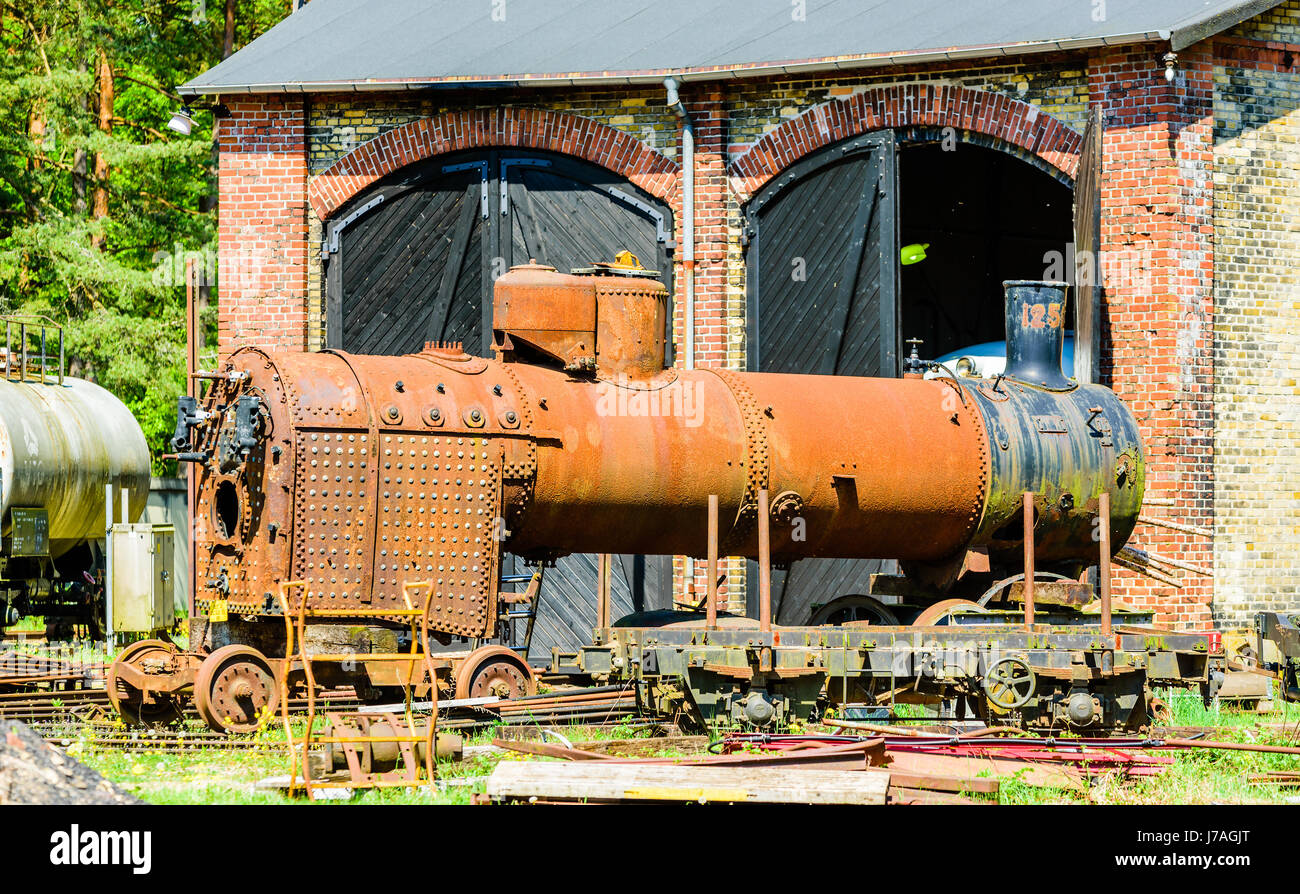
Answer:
(110, 523, 174, 634)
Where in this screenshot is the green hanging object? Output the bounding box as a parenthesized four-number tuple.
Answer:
(901, 243, 929, 266)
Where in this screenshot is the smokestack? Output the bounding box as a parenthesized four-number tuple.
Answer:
(1002, 280, 1073, 390)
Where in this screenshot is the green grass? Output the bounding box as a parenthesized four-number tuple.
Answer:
(994, 690, 1300, 805)
(52, 683, 1300, 805)
(68, 716, 697, 805)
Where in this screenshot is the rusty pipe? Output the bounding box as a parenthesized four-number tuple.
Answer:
(1099, 491, 1112, 637)
(758, 488, 771, 633)
(706, 494, 719, 629)
(1023, 493, 1035, 630)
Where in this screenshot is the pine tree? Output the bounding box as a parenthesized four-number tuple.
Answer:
(0, 0, 290, 470)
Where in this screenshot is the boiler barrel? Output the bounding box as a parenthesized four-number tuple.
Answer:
(507, 365, 989, 562)
(0, 377, 150, 555)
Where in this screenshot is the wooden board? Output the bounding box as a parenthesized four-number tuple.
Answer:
(742, 131, 900, 621)
(486, 760, 890, 804)
(886, 750, 1084, 791)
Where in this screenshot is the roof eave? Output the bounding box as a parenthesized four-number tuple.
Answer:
(179, 31, 1171, 98)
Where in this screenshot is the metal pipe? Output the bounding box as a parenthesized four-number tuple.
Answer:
(706, 494, 719, 629)
(758, 488, 771, 633)
(666, 76, 697, 603)
(1022, 493, 1035, 630)
(1136, 514, 1211, 538)
(105, 482, 114, 639)
(186, 256, 198, 623)
(1099, 491, 1113, 637)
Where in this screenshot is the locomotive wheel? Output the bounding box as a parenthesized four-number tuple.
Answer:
(984, 656, 1036, 711)
(809, 594, 900, 627)
(194, 645, 281, 734)
(107, 639, 188, 728)
(912, 598, 987, 627)
(454, 646, 536, 701)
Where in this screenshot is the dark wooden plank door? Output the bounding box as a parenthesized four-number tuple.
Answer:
(742, 131, 900, 624)
(327, 161, 489, 354)
(324, 150, 675, 656)
(1072, 107, 1102, 384)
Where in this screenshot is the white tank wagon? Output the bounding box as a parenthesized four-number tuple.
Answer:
(0, 321, 151, 637)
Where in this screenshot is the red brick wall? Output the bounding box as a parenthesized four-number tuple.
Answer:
(308, 107, 678, 220)
(216, 97, 309, 355)
(728, 84, 1084, 200)
(1090, 44, 1215, 628)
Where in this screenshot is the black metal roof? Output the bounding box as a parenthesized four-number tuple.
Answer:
(181, 0, 1281, 96)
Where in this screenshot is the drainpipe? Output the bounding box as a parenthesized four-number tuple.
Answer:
(664, 76, 695, 372)
(665, 76, 698, 604)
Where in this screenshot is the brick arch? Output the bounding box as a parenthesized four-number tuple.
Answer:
(728, 85, 1084, 200)
(309, 108, 680, 220)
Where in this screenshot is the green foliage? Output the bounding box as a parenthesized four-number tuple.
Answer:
(0, 0, 290, 472)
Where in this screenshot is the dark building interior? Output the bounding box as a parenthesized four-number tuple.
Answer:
(898, 141, 1074, 360)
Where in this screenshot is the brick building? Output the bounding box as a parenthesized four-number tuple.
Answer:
(182, 0, 1300, 639)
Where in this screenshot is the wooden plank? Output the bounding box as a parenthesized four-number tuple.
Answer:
(1072, 106, 1102, 384)
(885, 750, 1085, 791)
(427, 182, 480, 344)
(485, 761, 890, 805)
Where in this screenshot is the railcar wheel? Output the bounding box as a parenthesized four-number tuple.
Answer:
(194, 645, 280, 734)
(984, 656, 1036, 711)
(911, 598, 988, 627)
(454, 646, 536, 701)
(809, 594, 900, 626)
(107, 639, 188, 728)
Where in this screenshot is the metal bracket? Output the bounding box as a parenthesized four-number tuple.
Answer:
(321, 194, 386, 259)
(499, 158, 553, 217)
(444, 160, 490, 219)
(605, 186, 671, 243)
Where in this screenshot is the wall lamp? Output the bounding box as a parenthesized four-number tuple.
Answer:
(166, 103, 231, 136)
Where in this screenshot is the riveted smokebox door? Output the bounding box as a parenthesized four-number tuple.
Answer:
(374, 432, 501, 638)
(292, 429, 374, 605)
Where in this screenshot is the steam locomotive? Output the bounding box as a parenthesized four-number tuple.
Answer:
(110, 264, 1157, 733)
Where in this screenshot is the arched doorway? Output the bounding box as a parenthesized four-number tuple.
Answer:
(321, 148, 676, 658)
(897, 137, 1074, 359)
(742, 130, 1074, 624)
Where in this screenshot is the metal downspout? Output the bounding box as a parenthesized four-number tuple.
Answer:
(665, 75, 698, 601)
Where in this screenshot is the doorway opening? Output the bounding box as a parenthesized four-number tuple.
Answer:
(898, 140, 1074, 360)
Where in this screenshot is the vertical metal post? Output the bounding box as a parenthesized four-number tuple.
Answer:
(706, 494, 719, 630)
(19, 322, 26, 383)
(105, 483, 114, 641)
(58, 326, 64, 385)
(39, 327, 46, 384)
(758, 488, 772, 633)
(1022, 492, 1036, 630)
(596, 553, 611, 629)
(1099, 491, 1113, 637)
(186, 257, 198, 623)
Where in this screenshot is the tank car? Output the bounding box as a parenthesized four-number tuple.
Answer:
(111, 262, 1155, 733)
(0, 331, 151, 638)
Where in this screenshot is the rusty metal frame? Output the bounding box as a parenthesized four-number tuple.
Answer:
(278, 579, 441, 797)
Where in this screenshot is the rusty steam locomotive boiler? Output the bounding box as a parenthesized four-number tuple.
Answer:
(110, 262, 1145, 732)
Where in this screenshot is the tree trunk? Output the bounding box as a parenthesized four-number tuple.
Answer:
(27, 102, 45, 169)
(74, 62, 88, 214)
(223, 0, 236, 58)
(92, 48, 112, 247)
